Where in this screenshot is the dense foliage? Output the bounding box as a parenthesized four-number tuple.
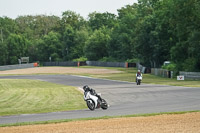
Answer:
(0, 0, 200, 71)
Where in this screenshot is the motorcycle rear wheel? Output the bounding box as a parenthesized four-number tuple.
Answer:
(101, 99, 108, 110)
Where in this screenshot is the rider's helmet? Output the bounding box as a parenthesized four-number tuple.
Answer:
(83, 85, 89, 91)
(138, 70, 140, 72)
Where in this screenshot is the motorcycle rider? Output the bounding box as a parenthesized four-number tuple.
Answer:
(83, 85, 108, 110)
(83, 85, 102, 101)
(136, 70, 142, 81)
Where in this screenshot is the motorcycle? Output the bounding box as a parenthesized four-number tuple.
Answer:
(136, 75, 142, 85)
(83, 89, 108, 111)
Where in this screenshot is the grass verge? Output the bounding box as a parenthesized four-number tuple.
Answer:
(0, 79, 86, 116)
(0, 110, 199, 127)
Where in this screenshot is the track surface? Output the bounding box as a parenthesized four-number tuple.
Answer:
(0, 75, 200, 125)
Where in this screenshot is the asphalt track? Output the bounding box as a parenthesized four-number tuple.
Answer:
(0, 75, 200, 125)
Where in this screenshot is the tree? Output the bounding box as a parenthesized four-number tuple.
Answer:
(0, 17, 17, 39)
(136, 0, 175, 67)
(62, 24, 75, 60)
(88, 12, 117, 30)
(61, 10, 85, 30)
(109, 4, 139, 61)
(170, 0, 200, 71)
(60, 11, 88, 60)
(0, 41, 8, 65)
(37, 31, 62, 62)
(84, 27, 111, 60)
(0, 17, 18, 65)
(7, 34, 28, 64)
(15, 15, 60, 39)
(71, 27, 89, 59)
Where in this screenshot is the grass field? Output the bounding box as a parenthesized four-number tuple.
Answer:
(0, 79, 86, 116)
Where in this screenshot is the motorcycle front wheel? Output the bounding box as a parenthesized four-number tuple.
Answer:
(86, 100, 95, 111)
(138, 80, 141, 85)
(137, 80, 141, 85)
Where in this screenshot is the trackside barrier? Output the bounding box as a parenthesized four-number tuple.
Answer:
(43, 61, 134, 68)
(43, 62, 77, 66)
(179, 71, 200, 80)
(86, 61, 125, 67)
(42, 61, 138, 68)
(0, 63, 35, 71)
(151, 68, 172, 78)
(136, 63, 151, 74)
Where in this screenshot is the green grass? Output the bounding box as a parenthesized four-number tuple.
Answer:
(0, 79, 87, 116)
(142, 74, 200, 87)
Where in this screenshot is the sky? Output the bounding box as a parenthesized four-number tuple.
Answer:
(0, 0, 138, 19)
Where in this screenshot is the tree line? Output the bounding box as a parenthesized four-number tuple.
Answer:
(0, 0, 200, 72)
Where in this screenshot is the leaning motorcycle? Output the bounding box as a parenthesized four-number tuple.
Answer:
(136, 75, 142, 85)
(83, 90, 108, 111)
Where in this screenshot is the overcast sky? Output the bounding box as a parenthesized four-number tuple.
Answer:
(0, 0, 138, 19)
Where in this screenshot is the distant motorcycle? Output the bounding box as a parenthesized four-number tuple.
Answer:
(83, 85, 108, 111)
(136, 75, 142, 85)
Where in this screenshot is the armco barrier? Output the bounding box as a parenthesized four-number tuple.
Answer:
(179, 71, 200, 80)
(0, 63, 35, 71)
(43, 61, 135, 68)
(136, 63, 152, 73)
(151, 68, 172, 78)
(86, 61, 125, 67)
(43, 62, 77, 66)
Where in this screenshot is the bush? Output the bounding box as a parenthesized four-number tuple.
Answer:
(162, 63, 176, 71)
(126, 58, 139, 63)
(73, 57, 87, 62)
(99, 57, 117, 62)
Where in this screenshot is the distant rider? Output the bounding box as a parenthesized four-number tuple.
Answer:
(136, 70, 142, 81)
(136, 70, 142, 77)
